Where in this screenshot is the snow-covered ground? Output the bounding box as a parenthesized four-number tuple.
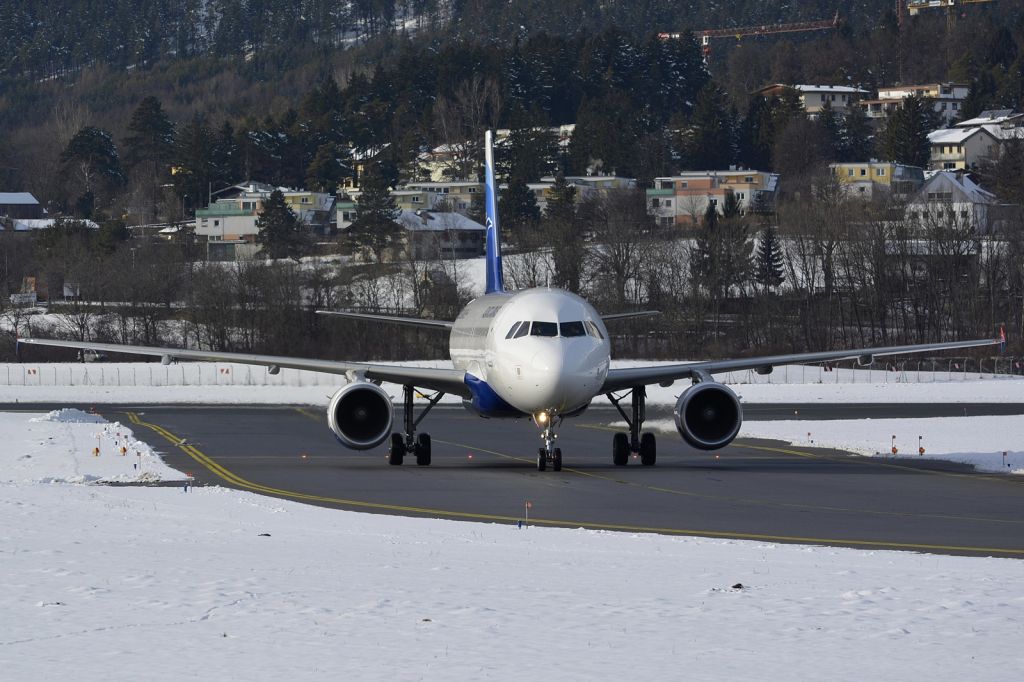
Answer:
(2, 408, 1023, 680)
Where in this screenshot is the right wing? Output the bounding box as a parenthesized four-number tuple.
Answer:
(17, 338, 471, 398)
(315, 310, 453, 330)
(601, 336, 1004, 393)
(600, 311, 660, 322)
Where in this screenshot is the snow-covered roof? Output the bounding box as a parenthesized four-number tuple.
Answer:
(927, 127, 997, 144)
(981, 124, 1024, 141)
(0, 192, 39, 205)
(909, 171, 995, 206)
(792, 84, 868, 94)
(8, 218, 99, 231)
(397, 210, 485, 232)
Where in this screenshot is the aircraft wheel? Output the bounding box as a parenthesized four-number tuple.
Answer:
(389, 433, 405, 466)
(640, 432, 657, 466)
(537, 447, 547, 472)
(612, 432, 629, 466)
(415, 433, 432, 466)
(552, 448, 563, 472)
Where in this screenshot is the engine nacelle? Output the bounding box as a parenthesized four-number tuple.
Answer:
(674, 382, 743, 451)
(327, 382, 394, 450)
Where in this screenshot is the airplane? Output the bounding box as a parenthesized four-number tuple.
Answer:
(18, 131, 1005, 472)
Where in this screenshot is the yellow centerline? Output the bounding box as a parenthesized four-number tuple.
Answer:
(126, 412, 1024, 557)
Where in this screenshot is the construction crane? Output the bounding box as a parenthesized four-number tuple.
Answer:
(659, 11, 842, 61)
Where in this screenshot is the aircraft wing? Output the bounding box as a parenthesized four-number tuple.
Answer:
(316, 310, 453, 330)
(600, 311, 660, 322)
(16, 338, 471, 398)
(601, 336, 1004, 394)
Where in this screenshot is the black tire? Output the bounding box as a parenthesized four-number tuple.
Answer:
(415, 433, 432, 466)
(537, 447, 547, 472)
(640, 432, 657, 466)
(389, 433, 405, 466)
(552, 447, 562, 472)
(612, 432, 629, 466)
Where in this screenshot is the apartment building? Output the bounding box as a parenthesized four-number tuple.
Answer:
(861, 83, 969, 124)
(830, 162, 926, 200)
(646, 171, 778, 227)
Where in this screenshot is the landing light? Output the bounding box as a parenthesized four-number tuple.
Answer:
(535, 412, 549, 424)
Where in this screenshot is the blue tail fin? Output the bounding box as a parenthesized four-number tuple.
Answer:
(483, 130, 505, 294)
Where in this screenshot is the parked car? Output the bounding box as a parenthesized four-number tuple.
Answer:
(77, 349, 108, 363)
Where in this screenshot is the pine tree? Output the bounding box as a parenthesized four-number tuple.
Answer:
(499, 172, 541, 245)
(755, 226, 785, 291)
(256, 189, 306, 260)
(124, 96, 175, 171)
(60, 126, 125, 217)
(349, 163, 400, 263)
(306, 144, 344, 193)
(841, 105, 873, 162)
(173, 116, 216, 213)
(686, 83, 735, 170)
(876, 95, 933, 168)
(545, 171, 583, 293)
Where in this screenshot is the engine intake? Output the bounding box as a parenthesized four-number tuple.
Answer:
(674, 382, 742, 450)
(327, 382, 394, 450)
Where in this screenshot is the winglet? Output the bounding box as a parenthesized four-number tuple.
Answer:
(483, 130, 505, 294)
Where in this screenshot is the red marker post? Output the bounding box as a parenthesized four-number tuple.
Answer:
(525, 501, 532, 527)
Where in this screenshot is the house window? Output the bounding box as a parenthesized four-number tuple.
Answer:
(680, 181, 688, 188)
(744, 176, 753, 183)
(214, 220, 220, 226)
(663, 199, 672, 208)
(952, 103, 959, 110)
(468, 187, 477, 193)
(847, 169, 854, 177)
(860, 169, 867, 176)
(659, 181, 673, 190)
(412, 196, 421, 203)
(709, 198, 718, 206)
(877, 168, 886, 176)
(651, 198, 660, 208)
(301, 197, 309, 203)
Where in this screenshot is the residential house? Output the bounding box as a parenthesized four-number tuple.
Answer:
(196, 181, 335, 260)
(927, 126, 1000, 170)
(753, 84, 868, 117)
(905, 171, 1003, 234)
(860, 83, 969, 124)
(527, 176, 637, 213)
(0, 192, 43, 220)
(646, 171, 778, 227)
(830, 162, 926, 200)
(401, 181, 484, 212)
(392, 210, 486, 261)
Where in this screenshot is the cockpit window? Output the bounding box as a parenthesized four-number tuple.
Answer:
(530, 321, 558, 337)
(513, 321, 530, 338)
(585, 320, 605, 339)
(505, 321, 523, 339)
(560, 321, 587, 337)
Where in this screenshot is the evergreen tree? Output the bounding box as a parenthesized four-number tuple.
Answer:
(686, 83, 735, 170)
(544, 171, 584, 293)
(499, 172, 541, 245)
(306, 143, 344, 193)
(172, 116, 216, 212)
(212, 122, 241, 186)
(60, 126, 125, 217)
(755, 226, 785, 291)
(722, 192, 741, 219)
(876, 95, 933, 168)
(816, 101, 843, 162)
(256, 189, 306, 260)
(124, 96, 175, 171)
(840, 105, 873, 161)
(349, 163, 400, 263)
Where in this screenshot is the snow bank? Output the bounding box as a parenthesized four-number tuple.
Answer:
(0, 410, 187, 483)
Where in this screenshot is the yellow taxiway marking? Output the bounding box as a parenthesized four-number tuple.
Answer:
(125, 412, 1024, 556)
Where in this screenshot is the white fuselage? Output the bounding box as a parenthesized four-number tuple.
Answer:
(449, 288, 611, 416)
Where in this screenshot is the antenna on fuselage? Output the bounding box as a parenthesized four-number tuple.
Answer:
(483, 130, 505, 294)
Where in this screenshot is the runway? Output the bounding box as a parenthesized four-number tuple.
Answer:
(11, 403, 1024, 557)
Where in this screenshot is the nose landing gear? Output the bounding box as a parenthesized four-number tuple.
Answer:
(606, 387, 657, 466)
(536, 418, 563, 472)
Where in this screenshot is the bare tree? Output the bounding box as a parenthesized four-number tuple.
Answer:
(432, 76, 502, 180)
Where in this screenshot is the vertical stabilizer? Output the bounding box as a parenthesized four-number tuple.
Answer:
(483, 130, 505, 294)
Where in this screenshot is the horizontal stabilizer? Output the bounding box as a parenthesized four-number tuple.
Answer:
(316, 310, 453, 330)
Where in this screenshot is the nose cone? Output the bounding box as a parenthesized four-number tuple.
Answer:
(519, 340, 607, 413)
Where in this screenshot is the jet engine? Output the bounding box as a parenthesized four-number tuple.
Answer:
(673, 382, 743, 450)
(327, 382, 394, 450)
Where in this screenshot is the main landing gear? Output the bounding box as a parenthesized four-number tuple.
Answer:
(389, 385, 445, 466)
(606, 387, 656, 466)
(536, 418, 563, 472)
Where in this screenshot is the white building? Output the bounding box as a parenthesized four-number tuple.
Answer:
(861, 83, 969, 124)
(905, 171, 999, 234)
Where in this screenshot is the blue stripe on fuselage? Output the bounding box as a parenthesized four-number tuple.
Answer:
(463, 373, 526, 418)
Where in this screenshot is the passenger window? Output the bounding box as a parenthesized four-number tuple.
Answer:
(560, 321, 587, 337)
(505, 321, 523, 339)
(513, 322, 530, 339)
(530, 321, 558, 337)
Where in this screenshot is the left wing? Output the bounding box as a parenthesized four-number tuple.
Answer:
(17, 338, 471, 398)
(316, 310, 453, 330)
(601, 336, 1003, 393)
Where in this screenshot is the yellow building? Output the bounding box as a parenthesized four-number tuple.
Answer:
(830, 162, 925, 199)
